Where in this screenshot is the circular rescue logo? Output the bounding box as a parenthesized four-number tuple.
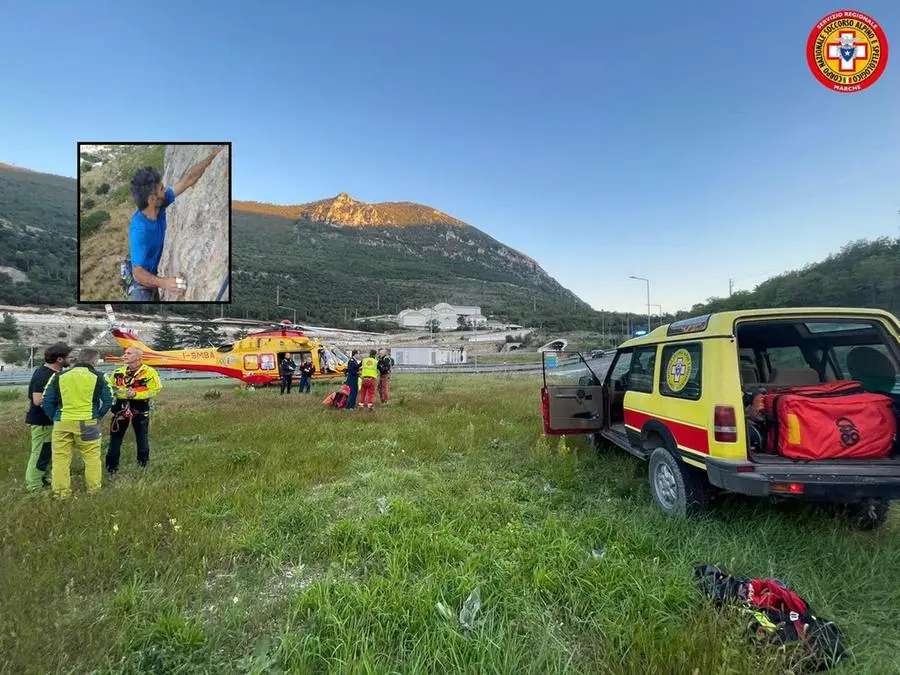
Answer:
(666, 349, 692, 392)
(806, 10, 889, 93)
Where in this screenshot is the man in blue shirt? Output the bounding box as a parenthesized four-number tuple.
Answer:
(126, 145, 225, 301)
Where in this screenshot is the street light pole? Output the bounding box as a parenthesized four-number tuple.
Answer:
(630, 276, 651, 334)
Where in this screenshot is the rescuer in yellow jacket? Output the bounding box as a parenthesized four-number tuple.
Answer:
(40, 348, 113, 498)
(105, 347, 162, 474)
(359, 349, 379, 411)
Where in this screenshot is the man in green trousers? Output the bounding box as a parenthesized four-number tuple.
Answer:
(24, 342, 72, 491)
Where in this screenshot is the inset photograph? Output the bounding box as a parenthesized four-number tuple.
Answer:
(77, 142, 231, 303)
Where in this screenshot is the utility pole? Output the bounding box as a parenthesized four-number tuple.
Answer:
(276, 285, 280, 306)
(728, 278, 734, 297)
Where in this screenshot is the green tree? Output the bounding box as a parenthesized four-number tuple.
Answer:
(1, 344, 30, 365)
(74, 326, 96, 345)
(179, 322, 223, 347)
(0, 313, 20, 340)
(152, 322, 180, 350)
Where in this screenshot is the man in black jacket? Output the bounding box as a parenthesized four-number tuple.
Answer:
(279, 354, 296, 394)
(24, 342, 72, 491)
(298, 357, 315, 393)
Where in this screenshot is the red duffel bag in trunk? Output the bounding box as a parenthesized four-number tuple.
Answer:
(758, 380, 897, 460)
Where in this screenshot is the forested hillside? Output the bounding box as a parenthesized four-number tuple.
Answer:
(683, 238, 899, 318)
(0, 166, 77, 306)
(1, 160, 896, 337)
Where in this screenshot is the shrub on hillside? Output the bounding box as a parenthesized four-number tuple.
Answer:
(96, 183, 111, 195)
(83, 198, 95, 210)
(81, 163, 92, 173)
(113, 184, 131, 204)
(81, 210, 111, 237)
(75, 326, 96, 345)
(1, 344, 30, 366)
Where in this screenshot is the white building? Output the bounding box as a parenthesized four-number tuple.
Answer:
(390, 345, 467, 366)
(396, 303, 487, 330)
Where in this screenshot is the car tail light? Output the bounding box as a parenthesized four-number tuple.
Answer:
(714, 406, 738, 442)
(771, 482, 805, 494)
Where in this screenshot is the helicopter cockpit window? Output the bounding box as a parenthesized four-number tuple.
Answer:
(217, 344, 234, 353)
(330, 346, 350, 365)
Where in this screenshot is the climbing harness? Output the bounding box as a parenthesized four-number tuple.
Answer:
(111, 402, 136, 433)
(120, 257, 135, 300)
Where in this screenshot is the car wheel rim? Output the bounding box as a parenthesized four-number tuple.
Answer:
(655, 463, 678, 510)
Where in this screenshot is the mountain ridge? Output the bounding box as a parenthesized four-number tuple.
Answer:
(234, 192, 469, 228)
(234, 193, 540, 265)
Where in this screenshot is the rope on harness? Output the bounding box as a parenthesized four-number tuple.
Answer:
(110, 401, 146, 433)
(215, 274, 230, 302)
(110, 403, 131, 434)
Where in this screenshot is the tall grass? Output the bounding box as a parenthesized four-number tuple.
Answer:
(0, 376, 897, 673)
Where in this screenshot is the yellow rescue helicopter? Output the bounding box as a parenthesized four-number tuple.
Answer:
(100, 310, 350, 386)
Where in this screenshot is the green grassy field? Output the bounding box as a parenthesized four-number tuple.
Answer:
(1, 376, 898, 674)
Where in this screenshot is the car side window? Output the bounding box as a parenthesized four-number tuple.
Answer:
(608, 351, 633, 385)
(629, 346, 657, 394)
(660, 342, 702, 400)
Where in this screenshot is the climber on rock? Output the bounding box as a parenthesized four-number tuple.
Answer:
(124, 145, 225, 301)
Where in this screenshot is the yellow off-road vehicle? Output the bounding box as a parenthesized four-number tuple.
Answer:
(541, 308, 900, 529)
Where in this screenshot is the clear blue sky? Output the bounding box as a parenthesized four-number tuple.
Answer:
(1, 1, 897, 315)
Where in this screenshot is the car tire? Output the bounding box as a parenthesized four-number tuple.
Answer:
(648, 447, 708, 517)
(844, 498, 890, 530)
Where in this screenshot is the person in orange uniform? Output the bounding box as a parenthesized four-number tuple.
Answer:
(359, 349, 379, 412)
(105, 347, 162, 474)
(377, 348, 394, 405)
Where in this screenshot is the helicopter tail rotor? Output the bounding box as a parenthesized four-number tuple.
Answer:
(87, 303, 119, 347)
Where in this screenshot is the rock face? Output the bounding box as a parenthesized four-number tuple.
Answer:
(158, 144, 230, 301)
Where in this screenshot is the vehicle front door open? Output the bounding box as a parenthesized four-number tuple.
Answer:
(540, 350, 605, 435)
